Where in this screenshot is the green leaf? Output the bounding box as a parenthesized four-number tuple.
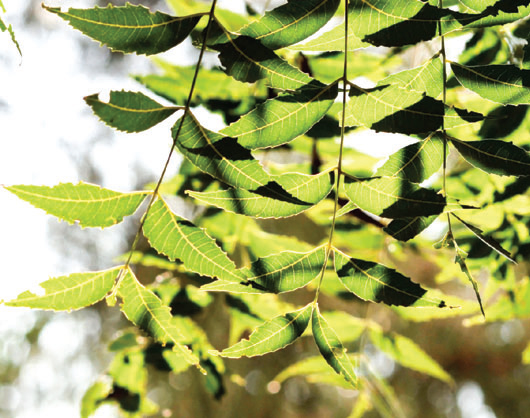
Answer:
(5, 267, 120, 311)
(383, 57, 444, 98)
(239, 0, 340, 50)
(173, 112, 271, 190)
(0, 15, 21, 55)
(454, 248, 485, 317)
(221, 81, 338, 149)
(117, 268, 201, 368)
(452, 213, 516, 263)
(200, 280, 269, 294)
(81, 381, 112, 418)
(214, 303, 312, 358)
(206, 23, 314, 90)
(451, 62, 530, 105)
(166, 0, 248, 31)
(143, 198, 247, 283)
(368, 329, 452, 383)
(187, 171, 334, 218)
(44, 4, 201, 55)
(289, 20, 369, 52)
(312, 303, 357, 387)
(5, 182, 148, 228)
(334, 250, 448, 308)
(240, 246, 327, 293)
(375, 132, 445, 183)
(384, 215, 438, 242)
(84, 91, 180, 133)
(342, 176, 446, 218)
(451, 137, 530, 177)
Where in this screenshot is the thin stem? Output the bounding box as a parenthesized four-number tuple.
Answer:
(314, 0, 349, 302)
(116, 0, 219, 285)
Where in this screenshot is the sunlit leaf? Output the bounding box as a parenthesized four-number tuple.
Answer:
(214, 304, 312, 358)
(384, 215, 438, 242)
(312, 303, 357, 387)
(383, 57, 444, 98)
(118, 268, 201, 368)
(239, 0, 340, 50)
(80, 381, 112, 418)
(44, 4, 201, 55)
(221, 81, 338, 149)
(451, 137, 530, 177)
(0, 14, 21, 55)
(5, 266, 121, 311)
(165, 0, 248, 31)
(334, 249, 448, 308)
(143, 198, 247, 283)
(84, 90, 180, 133)
(342, 176, 446, 218)
(5, 182, 148, 228)
(187, 171, 334, 218)
(454, 248, 485, 317)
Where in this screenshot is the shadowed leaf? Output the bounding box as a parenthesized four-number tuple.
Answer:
(384, 215, 438, 242)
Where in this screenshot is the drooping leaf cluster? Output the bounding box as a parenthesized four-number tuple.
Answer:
(4, 0, 530, 416)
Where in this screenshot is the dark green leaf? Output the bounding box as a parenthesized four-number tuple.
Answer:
(384, 215, 438, 242)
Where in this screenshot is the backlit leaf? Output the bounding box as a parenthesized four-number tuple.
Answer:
(45, 4, 201, 55)
(215, 304, 312, 358)
(454, 248, 485, 317)
(200, 280, 268, 294)
(117, 268, 200, 368)
(143, 198, 247, 283)
(187, 171, 334, 218)
(173, 112, 271, 190)
(451, 63, 530, 105)
(239, 0, 340, 50)
(5, 182, 148, 228)
(5, 266, 120, 311)
(384, 215, 438, 242)
(383, 57, 443, 98)
(312, 303, 357, 387)
(451, 137, 530, 177)
(84, 91, 180, 133)
(342, 176, 446, 218)
(221, 81, 338, 149)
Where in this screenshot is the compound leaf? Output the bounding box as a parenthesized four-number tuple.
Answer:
(5, 182, 148, 228)
(44, 3, 201, 55)
(5, 267, 120, 311)
(85, 90, 180, 133)
(384, 215, 439, 242)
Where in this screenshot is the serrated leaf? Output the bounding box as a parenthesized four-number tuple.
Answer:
(384, 57, 444, 98)
(84, 91, 180, 133)
(143, 198, 247, 283)
(44, 4, 201, 55)
(376, 132, 445, 183)
(312, 304, 357, 387)
(118, 268, 201, 368)
(384, 215, 438, 242)
(5, 267, 120, 311)
(0, 15, 21, 55)
(451, 62, 530, 105)
(188, 171, 334, 218)
(368, 329, 452, 383)
(452, 213, 516, 263)
(166, 0, 248, 31)
(342, 83, 484, 133)
(239, 0, 340, 50)
(206, 22, 313, 90)
(200, 280, 269, 294)
(173, 112, 271, 190)
(215, 304, 312, 358)
(334, 250, 447, 308)
(342, 176, 446, 218)
(451, 137, 530, 177)
(5, 182, 148, 228)
(239, 246, 327, 293)
(221, 81, 338, 149)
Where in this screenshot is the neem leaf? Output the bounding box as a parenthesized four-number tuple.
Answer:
(44, 4, 201, 55)
(143, 198, 247, 283)
(239, 0, 340, 50)
(451, 62, 530, 105)
(5, 267, 120, 311)
(187, 171, 334, 219)
(118, 268, 201, 368)
(85, 91, 180, 133)
(334, 250, 447, 308)
(451, 137, 530, 177)
(173, 112, 271, 190)
(384, 215, 439, 242)
(221, 81, 338, 149)
(5, 182, 148, 228)
(376, 132, 445, 183)
(312, 304, 357, 387)
(215, 303, 312, 358)
(342, 176, 446, 218)
(454, 249, 485, 317)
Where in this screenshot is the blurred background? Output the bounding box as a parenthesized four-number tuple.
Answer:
(1, 1, 530, 417)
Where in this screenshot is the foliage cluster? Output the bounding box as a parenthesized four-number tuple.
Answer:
(3, 0, 530, 416)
